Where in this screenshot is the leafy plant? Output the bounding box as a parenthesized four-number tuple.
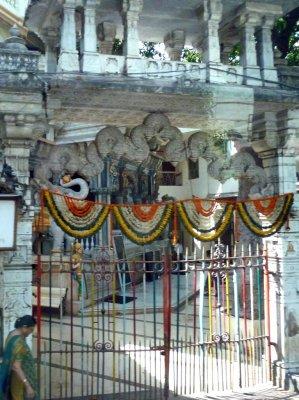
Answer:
(139, 42, 164, 59)
(273, 9, 299, 66)
(182, 48, 202, 63)
(228, 43, 241, 66)
(112, 38, 123, 55)
(212, 130, 228, 154)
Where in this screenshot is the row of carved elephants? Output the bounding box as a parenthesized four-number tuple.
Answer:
(33, 112, 273, 198)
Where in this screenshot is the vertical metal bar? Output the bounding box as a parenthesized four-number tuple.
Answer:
(132, 262, 137, 396)
(233, 250, 241, 389)
(59, 253, 63, 399)
(153, 268, 157, 399)
(43, 341, 47, 400)
(163, 253, 171, 400)
(208, 270, 212, 340)
(264, 246, 272, 381)
(70, 252, 74, 399)
(81, 262, 85, 398)
(36, 246, 42, 393)
(118, 341, 121, 396)
(65, 342, 68, 398)
(49, 250, 53, 400)
(249, 246, 255, 386)
(257, 266, 262, 336)
(91, 262, 95, 397)
(128, 340, 131, 400)
(112, 263, 116, 399)
(149, 339, 152, 398)
(225, 245, 232, 390)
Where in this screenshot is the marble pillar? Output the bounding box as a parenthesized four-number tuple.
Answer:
(239, 21, 261, 85)
(82, 0, 101, 73)
(58, 2, 79, 72)
(122, 0, 143, 64)
(196, 0, 224, 83)
(256, 17, 278, 85)
(0, 138, 37, 348)
(253, 109, 299, 388)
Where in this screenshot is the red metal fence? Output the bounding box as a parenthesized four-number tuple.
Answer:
(33, 244, 271, 399)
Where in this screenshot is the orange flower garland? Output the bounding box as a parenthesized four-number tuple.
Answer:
(65, 197, 95, 217)
(131, 204, 160, 222)
(252, 197, 278, 216)
(42, 190, 294, 242)
(192, 198, 217, 217)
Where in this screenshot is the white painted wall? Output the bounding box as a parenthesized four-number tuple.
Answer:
(158, 158, 238, 200)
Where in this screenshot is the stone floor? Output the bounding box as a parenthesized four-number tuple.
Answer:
(58, 386, 299, 400)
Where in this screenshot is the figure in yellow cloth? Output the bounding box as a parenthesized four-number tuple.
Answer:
(0, 315, 38, 399)
(72, 242, 83, 299)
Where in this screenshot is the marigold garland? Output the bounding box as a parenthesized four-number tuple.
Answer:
(113, 203, 173, 245)
(177, 200, 234, 241)
(65, 197, 95, 217)
(193, 198, 217, 217)
(42, 190, 294, 242)
(131, 204, 160, 222)
(44, 190, 110, 238)
(252, 197, 278, 216)
(237, 193, 294, 237)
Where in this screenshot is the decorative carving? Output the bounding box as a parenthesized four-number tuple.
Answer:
(0, 162, 23, 194)
(0, 26, 40, 72)
(32, 112, 273, 199)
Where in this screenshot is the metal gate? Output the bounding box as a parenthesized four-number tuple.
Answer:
(34, 244, 271, 399)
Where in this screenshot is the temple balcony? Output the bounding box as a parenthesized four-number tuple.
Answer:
(25, 0, 299, 88)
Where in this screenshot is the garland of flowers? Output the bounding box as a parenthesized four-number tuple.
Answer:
(65, 196, 95, 217)
(177, 200, 234, 241)
(237, 193, 294, 237)
(44, 190, 110, 238)
(113, 203, 173, 245)
(131, 204, 160, 222)
(252, 197, 278, 216)
(42, 190, 294, 242)
(192, 198, 217, 217)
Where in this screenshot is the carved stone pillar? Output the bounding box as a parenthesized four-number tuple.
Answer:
(0, 27, 47, 349)
(82, 0, 101, 73)
(237, 16, 261, 85)
(97, 22, 117, 55)
(1, 134, 44, 345)
(42, 28, 59, 73)
(58, 1, 79, 72)
(196, 0, 223, 83)
(122, 0, 143, 58)
(252, 109, 299, 388)
(220, 42, 234, 64)
(164, 29, 185, 61)
(256, 16, 278, 85)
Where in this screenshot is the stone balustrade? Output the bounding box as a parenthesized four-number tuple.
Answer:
(0, 25, 39, 72)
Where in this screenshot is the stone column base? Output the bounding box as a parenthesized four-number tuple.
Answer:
(57, 51, 79, 72)
(82, 52, 101, 73)
(1, 264, 32, 347)
(206, 62, 227, 84)
(125, 56, 143, 75)
(261, 67, 278, 86)
(243, 66, 262, 85)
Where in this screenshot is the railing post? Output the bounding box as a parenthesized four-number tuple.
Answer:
(163, 251, 172, 399)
